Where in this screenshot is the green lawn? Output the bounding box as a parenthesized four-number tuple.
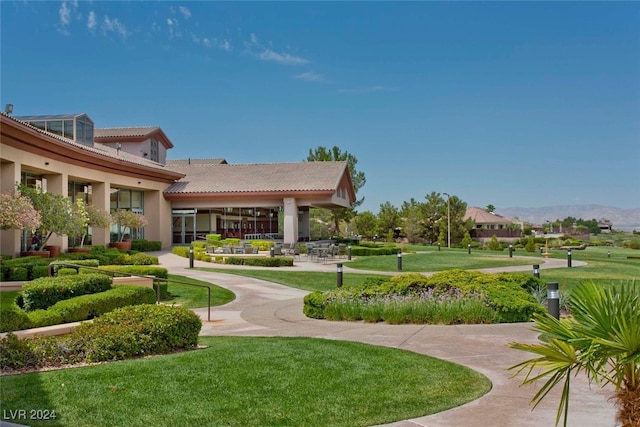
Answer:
(165, 274, 235, 308)
(196, 268, 389, 292)
(0, 336, 490, 427)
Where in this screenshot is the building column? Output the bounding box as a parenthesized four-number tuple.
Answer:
(298, 207, 310, 241)
(283, 198, 298, 244)
(0, 161, 21, 256)
(91, 182, 111, 247)
(144, 190, 172, 249)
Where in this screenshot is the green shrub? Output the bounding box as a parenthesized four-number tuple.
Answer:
(57, 268, 78, 276)
(48, 286, 156, 324)
(488, 235, 501, 251)
(0, 305, 32, 332)
(206, 234, 222, 243)
(349, 246, 399, 256)
(31, 265, 50, 279)
(0, 333, 37, 369)
(131, 239, 162, 252)
(126, 253, 159, 265)
(50, 259, 101, 274)
(21, 274, 112, 311)
(27, 309, 65, 329)
(70, 304, 201, 362)
(172, 246, 191, 257)
(303, 270, 544, 323)
(8, 267, 28, 281)
(224, 257, 294, 267)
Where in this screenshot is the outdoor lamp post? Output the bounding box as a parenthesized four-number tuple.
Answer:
(443, 192, 451, 249)
(337, 263, 343, 288)
(547, 282, 560, 319)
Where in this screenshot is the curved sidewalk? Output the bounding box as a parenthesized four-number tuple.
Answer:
(157, 252, 615, 427)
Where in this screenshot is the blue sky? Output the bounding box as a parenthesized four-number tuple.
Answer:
(2, 1, 639, 213)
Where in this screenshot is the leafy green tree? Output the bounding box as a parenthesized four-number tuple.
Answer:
(460, 231, 473, 248)
(306, 146, 366, 235)
(400, 199, 424, 243)
(354, 211, 378, 239)
(19, 185, 75, 250)
(486, 204, 495, 213)
(421, 192, 446, 243)
(525, 236, 536, 252)
(377, 202, 400, 237)
(509, 281, 640, 427)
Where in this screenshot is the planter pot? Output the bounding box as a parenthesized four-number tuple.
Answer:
(45, 245, 62, 258)
(109, 241, 132, 251)
(68, 247, 91, 253)
(20, 250, 50, 259)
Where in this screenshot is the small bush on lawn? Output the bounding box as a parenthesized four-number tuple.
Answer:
(57, 268, 78, 276)
(172, 246, 191, 257)
(50, 259, 100, 274)
(303, 270, 544, 324)
(21, 274, 112, 311)
(69, 304, 202, 362)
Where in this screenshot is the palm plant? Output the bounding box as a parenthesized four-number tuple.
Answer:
(509, 280, 640, 427)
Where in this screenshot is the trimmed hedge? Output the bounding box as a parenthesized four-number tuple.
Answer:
(1, 304, 201, 370)
(131, 239, 162, 252)
(21, 274, 113, 311)
(92, 265, 168, 279)
(69, 304, 201, 362)
(224, 257, 294, 267)
(0, 256, 51, 281)
(349, 246, 400, 256)
(303, 270, 545, 323)
(0, 285, 156, 332)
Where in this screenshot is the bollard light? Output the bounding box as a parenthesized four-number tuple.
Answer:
(337, 263, 343, 288)
(567, 249, 572, 268)
(540, 247, 544, 254)
(533, 264, 540, 278)
(270, 246, 275, 258)
(438, 242, 441, 252)
(509, 244, 513, 258)
(547, 282, 560, 319)
(189, 247, 194, 269)
(467, 243, 471, 254)
(348, 244, 352, 261)
(397, 250, 402, 271)
(608, 251, 611, 258)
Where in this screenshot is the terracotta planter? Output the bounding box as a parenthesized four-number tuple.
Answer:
(109, 240, 132, 251)
(68, 247, 91, 253)
(45, 245, 61, 258)
(20, 250, 50, 259)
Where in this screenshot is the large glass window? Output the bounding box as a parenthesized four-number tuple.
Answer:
(64, 120, 74, 139)
(46, 120, 63, 137)
(110, 188, 145, 241)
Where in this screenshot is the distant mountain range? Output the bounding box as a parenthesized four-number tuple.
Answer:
(496, 205, 640, 232)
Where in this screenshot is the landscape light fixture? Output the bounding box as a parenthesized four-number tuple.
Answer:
(443, 192, 451, 248)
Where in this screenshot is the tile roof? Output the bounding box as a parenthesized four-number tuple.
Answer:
(167, 158, 228, 166)
(164, 161, 349, 194)
(94, 127, 160, 138)
(464, 207, 514, 224)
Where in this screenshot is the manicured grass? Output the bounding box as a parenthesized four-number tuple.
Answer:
(165, 274, 235, 308)
(534, 246, 640, 293)
(346, 251, 531, 272)
(0, 336, 490, 427)
(196, 268, 389, 292)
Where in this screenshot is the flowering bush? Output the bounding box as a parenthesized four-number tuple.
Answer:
(19, 186, 75, 250)
(0, 191, 41, 231)
(111, 209, 148, 242)
(68, 201, 111, 247)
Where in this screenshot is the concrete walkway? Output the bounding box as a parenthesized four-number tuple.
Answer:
(156, 251, 616, 427)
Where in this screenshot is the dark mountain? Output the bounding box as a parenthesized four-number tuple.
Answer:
(496, 205, 640, 232)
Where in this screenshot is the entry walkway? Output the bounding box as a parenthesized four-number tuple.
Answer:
(156, 252, 615, 427)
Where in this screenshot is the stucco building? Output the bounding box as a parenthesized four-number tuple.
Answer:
(0, 111, 355, 257)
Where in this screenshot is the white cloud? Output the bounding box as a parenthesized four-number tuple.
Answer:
(87, 11, 97, 32)
(257, 48, 309, 65)
(59, 1, 71, 27)
(220, 39, 232, 52)
(103, 16, 128, 39)
(179, 6, 191, 19)
(250, 33, 258, 45)
(295, 72, 326, 82)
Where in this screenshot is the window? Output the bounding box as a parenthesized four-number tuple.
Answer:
(150, 138, 159, 162)
(64, 120, 74, 139)
(46, 120, 63, 137)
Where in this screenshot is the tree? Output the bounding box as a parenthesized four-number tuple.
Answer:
(0, 191, 41, 231)
(306, 146, 366, 235)
(19, 185, 75, 250)
(67, 201, 111, 247)
(486, 204, 495, 213)
(400, 199, 424, 243)
(488, 235, 501, 250)
(460, 231, 472, 248)
(377, 202, 400, 238)
(353, 211, 378, 239)
(111, 209, 148, 242)
(509, 281, 640, 427)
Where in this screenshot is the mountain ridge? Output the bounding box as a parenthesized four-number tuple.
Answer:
(496, 205, 640, 232)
